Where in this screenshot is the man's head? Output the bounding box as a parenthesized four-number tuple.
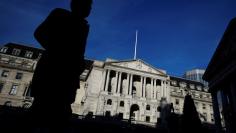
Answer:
(70, 0, 92, 18)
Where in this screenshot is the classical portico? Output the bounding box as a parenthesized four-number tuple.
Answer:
(97, 59, 169, 125)
(101, 60, 168, 100)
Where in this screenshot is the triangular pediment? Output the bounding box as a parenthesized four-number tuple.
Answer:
(107, 59, 166, 75)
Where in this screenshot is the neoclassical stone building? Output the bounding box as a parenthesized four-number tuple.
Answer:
(72, 58, 214, 126)
(0, 43, 214, 127)
(72, 58, 170, 126)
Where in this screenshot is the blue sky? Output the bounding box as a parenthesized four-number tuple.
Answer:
(0, 0, 235, 76)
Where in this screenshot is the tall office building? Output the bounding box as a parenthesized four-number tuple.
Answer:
(183, 69, 208, 86)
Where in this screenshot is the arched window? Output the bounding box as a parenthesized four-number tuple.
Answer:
(146, 105, 150, 110)
(120, 101, 124, 107)
(107, 99, 112, 105)
(4, 101, 11, 106)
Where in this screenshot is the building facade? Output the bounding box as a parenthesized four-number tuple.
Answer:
(0, 43, 214, 127)
(72, 59, 170, 126)
(0, 43, 43, 107)
(203, 18, 236, 133)
(169, 76, 213, 123)
(72, 58, 214, 126)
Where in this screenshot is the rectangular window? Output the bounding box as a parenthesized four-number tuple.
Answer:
(200, 94, 203, 98)
(120, 101, 124, 107)
(1, 70, 9, 77)
(175, 99, 179, 105)
(118, 113, 123, 120)
(12, 49, 21, 56)
(25, 51, 33, 58)
(202, 104, 206, 109)
(9, 84, 18, 95)
(105, 111, 111, 117)
(146, 116, 150, 122)
(0, 47, 8, 53)
(0, 82, 4, 93)
(15, 72, 23, 80)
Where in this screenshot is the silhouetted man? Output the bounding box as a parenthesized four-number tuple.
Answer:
(29, 0, 92, 130)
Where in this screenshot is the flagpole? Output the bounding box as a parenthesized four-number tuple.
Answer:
(134, 30, 138, 60)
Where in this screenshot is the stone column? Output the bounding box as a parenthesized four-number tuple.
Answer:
(154, 79, 156, 99)
(114, 71, 119, 93)
(151, 78, 154, 99)
(117, 72, 122, 94)
(164, 81, 166, 97)
(221, 89, 232, 133)
(143, 77, 146, 98)
(101, 69, 107, 91)
(140, 76, 143, 97)
(126, 74, 130, 95)
(129, 74, 133, 95)
(105, 70, 110, 92)
(161, 80, 164, 98)
(212, 91, 222, 133)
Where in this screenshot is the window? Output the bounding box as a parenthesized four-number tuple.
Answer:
(15, 72, 23, 80)
(190, 84, 195, 89)
(107, 99, 112, 105)
(105, 111, 111, 117)
(156, 80, 161, 86)
(175, 99, 179, 105)
(118, 113, 123, 120)
(9, 84, 18, 95)
(202, 104, 206, 109)
(146, 116, 150, 122)
(1, 70, 9, 77)
(4, 101, 11, 106)
(0, 47, 8, 53)
(25, 51, 33, 58)
(146, 105, 150, 110)
(171, 81, 177, 86)
(0, 82, 4, 93)
(120, 101, 124, 107)
(200, 94, 203, 98)
(12, 48, 21, 56)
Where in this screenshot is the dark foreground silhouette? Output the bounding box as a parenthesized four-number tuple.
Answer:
(182, 94, 203, 133)
(29, 0, 92, 130)
(0, 105, 216, 133)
